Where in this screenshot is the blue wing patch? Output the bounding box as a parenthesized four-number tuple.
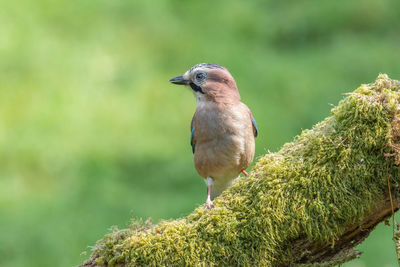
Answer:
(251, 117, 258, 138)
(190, 127, 195, 153)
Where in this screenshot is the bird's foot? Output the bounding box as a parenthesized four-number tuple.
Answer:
(205, 199, 214, 209)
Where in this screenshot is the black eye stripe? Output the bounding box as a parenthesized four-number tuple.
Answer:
(190, 83, 204, 94)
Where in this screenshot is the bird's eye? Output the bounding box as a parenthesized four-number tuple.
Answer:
(196, 72, 205, 81)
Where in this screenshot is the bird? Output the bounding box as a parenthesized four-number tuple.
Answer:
(170, 63, 258, 209)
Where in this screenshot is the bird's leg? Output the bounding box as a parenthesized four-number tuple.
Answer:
(241, 169, 249, 177)
(205, 177, 214, 209)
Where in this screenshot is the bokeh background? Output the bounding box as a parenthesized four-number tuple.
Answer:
(1, 0, 400, 266)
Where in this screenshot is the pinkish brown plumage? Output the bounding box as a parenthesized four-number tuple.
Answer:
(170, 63, 258, 209)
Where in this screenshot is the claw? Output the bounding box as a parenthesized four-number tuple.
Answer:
(205, 177, 214, 209)
(205, 199, 214, 209)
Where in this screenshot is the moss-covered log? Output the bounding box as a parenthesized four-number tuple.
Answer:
(81, 75, 400, 266)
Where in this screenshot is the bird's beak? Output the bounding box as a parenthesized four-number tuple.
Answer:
(169, 75, 189, 85)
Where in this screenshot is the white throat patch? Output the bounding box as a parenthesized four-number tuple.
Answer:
(194, 91, 206, 106)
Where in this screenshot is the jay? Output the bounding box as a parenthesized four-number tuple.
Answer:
(170, 63, 258, 209)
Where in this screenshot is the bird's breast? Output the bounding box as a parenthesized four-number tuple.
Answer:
(192, 102, 255, 179)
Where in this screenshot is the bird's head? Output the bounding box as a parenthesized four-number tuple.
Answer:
(170, 63, 240, 104)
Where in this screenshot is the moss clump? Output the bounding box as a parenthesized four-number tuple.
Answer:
(89, 75, 400, 266)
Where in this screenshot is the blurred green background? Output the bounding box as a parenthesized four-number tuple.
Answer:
(0, 0, 400, 266)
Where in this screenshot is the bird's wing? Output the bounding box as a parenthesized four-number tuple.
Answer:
(250, 113, 258, 138)
(190, 116, 196, 154)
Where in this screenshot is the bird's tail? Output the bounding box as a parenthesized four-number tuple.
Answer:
(210, 176, 239, 200)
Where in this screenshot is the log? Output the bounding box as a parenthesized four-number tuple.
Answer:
(80, 74, 400, 267)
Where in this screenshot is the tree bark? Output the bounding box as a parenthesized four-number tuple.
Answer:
(80, 75, 400, 267)
(292, 198, 399, 266)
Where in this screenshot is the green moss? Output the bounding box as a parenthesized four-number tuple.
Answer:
(90, 75, 400, 266)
